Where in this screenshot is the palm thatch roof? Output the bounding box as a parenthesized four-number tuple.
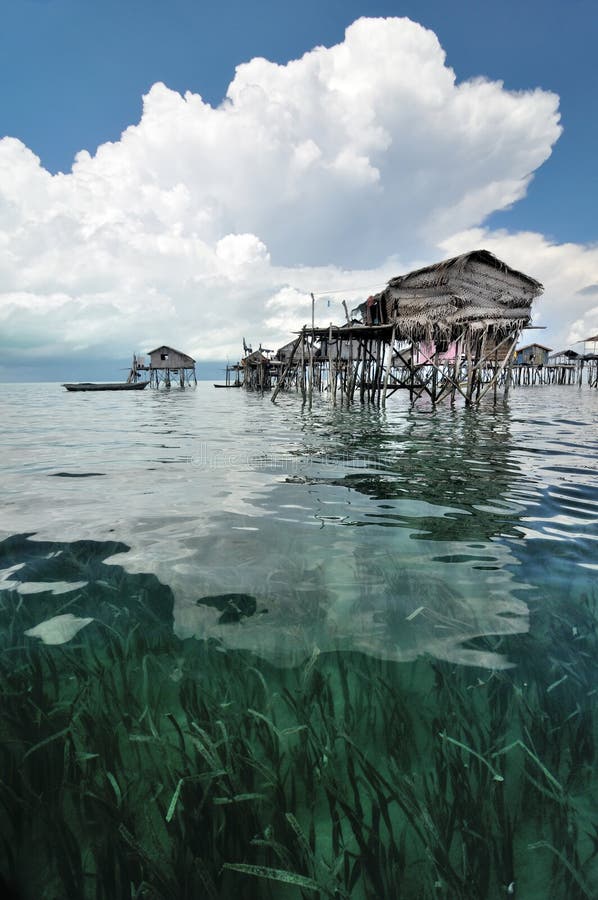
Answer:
(379, 249, 543, 339)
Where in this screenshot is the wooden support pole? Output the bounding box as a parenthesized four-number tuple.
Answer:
(503, 338, 515, 400)
(350, 338, 361, 403)
(376, 337, 385, 404)
(345, 333, 353, 404)
(271, 334, 302, 402)
(431, 343, 439, 403)
(409, 343, 415, 404)
(475, 332, 486, 400)
(359, 339, 366, 403)
(479, 332, 520, 403)
(370, 340, 378, 403)
(300, 328, 306, 399)
(493, 346, 498, 404)
(332, 332, 338, 405)
(465, 335, 473, 405)
(382, 324, 396, 407)
(328, 324, 335, 404)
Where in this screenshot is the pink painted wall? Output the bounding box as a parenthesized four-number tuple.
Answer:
(414, 340, 460, 365)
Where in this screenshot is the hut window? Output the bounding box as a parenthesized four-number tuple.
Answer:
(161, 353, 169, 361)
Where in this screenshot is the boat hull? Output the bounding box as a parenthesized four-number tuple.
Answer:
(63, 382, 149, 392)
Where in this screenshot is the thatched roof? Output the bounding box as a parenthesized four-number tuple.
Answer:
(379, 249, 543, 339)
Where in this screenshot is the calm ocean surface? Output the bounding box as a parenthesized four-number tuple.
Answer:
(1, 382, 597, 899)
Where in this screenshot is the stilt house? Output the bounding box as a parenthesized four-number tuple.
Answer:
(268, 249, 544, 405)
(146, 345, 197, 387)
(547, 349, 580, 365)
(514, 343, 552, 366)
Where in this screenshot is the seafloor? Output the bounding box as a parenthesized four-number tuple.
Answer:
(1, 532, 596, 899)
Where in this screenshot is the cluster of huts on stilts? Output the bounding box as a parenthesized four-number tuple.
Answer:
(122, 250, 597, 402)
(225, 249, 598, 405)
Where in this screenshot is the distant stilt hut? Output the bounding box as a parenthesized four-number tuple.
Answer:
(513, 344, 552, 366)
(241, 349, 273, 392)
(144, 346, 197, 388)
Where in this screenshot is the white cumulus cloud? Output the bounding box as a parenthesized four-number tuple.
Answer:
(1, 14, 592, 375)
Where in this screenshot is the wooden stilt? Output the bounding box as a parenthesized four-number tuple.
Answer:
(271, 335, 302, 402)
(382, 324, 396, 407)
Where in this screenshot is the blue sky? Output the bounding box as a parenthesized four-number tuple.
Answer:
(1, 0, 598, 379)
(4, 0, 595, 243)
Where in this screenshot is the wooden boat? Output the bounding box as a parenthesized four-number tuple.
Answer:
(63, 381, 149, 392)
(213, 383, 242, 388)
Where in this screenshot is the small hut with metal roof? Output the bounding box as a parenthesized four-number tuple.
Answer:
(140, 345, 197, 388)
(514, 343, 552, 366)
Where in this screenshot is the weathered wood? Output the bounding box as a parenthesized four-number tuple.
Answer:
(271, 335, 302, 402)
(381, 324, 396, 407)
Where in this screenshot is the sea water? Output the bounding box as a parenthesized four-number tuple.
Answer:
(1, 382, 597, 898)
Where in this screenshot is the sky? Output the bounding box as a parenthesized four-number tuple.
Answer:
(1, 0, 597, 381)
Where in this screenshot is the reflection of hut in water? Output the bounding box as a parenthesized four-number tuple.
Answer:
(323, 404, 522, 542)
(268, 249, 544, 407)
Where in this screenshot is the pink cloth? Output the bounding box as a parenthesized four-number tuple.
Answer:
(414, 340, 460, 364)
